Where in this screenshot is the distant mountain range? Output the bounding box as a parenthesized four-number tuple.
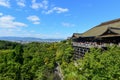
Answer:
(0, 37, 64, 43)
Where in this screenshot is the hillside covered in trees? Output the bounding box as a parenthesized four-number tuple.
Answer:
(0, 40, 120, 80)
(0, 40, 73, 80)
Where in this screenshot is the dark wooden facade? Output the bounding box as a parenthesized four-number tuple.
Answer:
(72, 18, 120, 60)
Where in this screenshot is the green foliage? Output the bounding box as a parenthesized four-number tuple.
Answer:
(0, 40, 73, 80)
(77, 46, 120, 80)
(14, 45, 24, 64)
(1, 40, 120, 80)
(55, 41, 73, 63)
(62, 46, 120, 80)
(0, 40, 19, 50)
(61, 62, 80, 80)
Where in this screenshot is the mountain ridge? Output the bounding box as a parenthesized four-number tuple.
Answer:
(0, 36, 63, 42)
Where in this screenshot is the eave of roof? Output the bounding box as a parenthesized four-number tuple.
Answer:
(72, 33, 82, 38)
(81, 18, 120, 37)
(100, 34, 120, 38)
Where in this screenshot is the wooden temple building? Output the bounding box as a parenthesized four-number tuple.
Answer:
(72, 18, 120, 60)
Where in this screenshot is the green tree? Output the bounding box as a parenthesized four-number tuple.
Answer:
(14, 45, 24, 64)
(77, 46, 120, 80)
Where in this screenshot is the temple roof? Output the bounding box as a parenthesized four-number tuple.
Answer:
(72, 33, 82, 38)
(81, 18, 120, 37)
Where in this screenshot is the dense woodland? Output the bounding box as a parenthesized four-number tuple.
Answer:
(0, 40, 73, 80)
(0, 40, 120, 80)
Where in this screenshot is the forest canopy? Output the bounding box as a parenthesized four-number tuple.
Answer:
(0, 40, 120, 80)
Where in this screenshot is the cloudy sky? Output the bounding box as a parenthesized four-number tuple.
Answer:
(0, 0, 120, 39)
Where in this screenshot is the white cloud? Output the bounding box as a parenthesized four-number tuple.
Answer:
(54, 7, 69, 13)
(0, 13, 3, 16)
(31, 0, 69, 14)
(0, 28, 25, 37)
(33, 21, 40, 24)
(16, 0, 26, 7)
(0, 15, 27, 28)
(44, 7, 69, 14)
(27, 15, 40, 24)
(0, 0, 10, 8)
(62, 22, 75, 27)
(31, 0, 48, 10)
(27, 15, 40, 21)
(0, 27, 67, 38)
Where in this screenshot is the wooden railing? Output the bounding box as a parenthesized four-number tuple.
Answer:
(72, 42, 119, 48)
